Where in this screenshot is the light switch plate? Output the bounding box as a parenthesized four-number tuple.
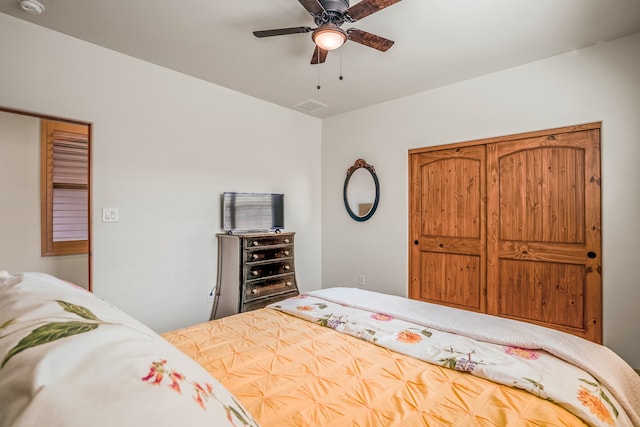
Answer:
(102, 208, 119, 223)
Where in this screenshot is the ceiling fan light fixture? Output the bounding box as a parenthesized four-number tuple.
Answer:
(312, 24, 347, 51)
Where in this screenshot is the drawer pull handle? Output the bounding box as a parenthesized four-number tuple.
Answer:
(283, 238, 290, 243)
(286, 281, 292, 286)
(283, 265, 290, 271)
(252, 254, 259, 260)
(252, 270, 259, 276)
(283, 250, 290, 256)
(251, 288, 258, 294)
(252, 241, 259, 246)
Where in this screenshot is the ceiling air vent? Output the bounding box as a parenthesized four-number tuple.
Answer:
(294, 99, 328, 113)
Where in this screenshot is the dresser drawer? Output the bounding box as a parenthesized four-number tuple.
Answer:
(244, 274, 297, 301)
(245, 260, 294, 280)
(245, 246, 294, 262)
(244, 234, 294, 249)
(242, 290, 298, 312)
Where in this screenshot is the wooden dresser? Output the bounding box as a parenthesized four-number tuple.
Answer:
(211, 232, 299, 319)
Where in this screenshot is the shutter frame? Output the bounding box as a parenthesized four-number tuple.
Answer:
(41, 120, 90, 256)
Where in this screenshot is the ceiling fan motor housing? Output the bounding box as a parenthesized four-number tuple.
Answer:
(318, 0, 349, 13)
(314, 0, 352, 26)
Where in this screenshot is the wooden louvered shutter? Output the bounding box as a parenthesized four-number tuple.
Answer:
(41, 120, 89, 256)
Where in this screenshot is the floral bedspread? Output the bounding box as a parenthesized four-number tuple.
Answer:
(270, 294, 633, 427)
(0, 271, 259, 427)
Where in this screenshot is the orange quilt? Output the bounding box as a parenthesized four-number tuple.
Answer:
(163, 308, 586, 426)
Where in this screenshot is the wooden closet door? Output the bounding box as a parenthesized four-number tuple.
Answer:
(486, 126, 602, 342)
(409, 146, 486, 312)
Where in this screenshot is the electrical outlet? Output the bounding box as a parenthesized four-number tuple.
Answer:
(357, 275, 365, 288)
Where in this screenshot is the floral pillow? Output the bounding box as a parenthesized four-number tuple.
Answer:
(0, 271, 259, 427)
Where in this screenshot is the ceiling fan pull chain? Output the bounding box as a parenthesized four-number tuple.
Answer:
(339, 49, 344, 81)
(317, 49, 321, 90)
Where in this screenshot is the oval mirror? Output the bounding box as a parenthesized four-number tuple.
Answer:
(343, 159, 380, 222)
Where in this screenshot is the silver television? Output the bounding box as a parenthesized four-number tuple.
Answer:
(221, 192, 284, 233)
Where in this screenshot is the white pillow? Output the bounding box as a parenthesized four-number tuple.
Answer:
(0, 271, 259, 427)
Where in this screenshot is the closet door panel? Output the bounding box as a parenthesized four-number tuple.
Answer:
(487, 128, 601, 342)
(410, 146, 486, 312)
(497, 145, 586, 243)
(498, 259, 585, 329)
(417, 252, 482, 310)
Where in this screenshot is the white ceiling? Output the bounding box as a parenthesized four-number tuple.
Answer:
(2, 0, 639, 118)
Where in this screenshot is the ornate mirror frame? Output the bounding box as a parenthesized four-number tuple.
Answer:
(343, 158, 380, 222)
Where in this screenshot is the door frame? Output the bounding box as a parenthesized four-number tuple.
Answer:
(1, 106, 92, 291)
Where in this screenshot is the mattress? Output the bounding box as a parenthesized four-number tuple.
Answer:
(163, 299, 609, 426)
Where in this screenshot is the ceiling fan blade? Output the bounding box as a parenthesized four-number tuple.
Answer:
(253, 26, 312, 38)
(346, 0, 401, 21)
(310, 46, 328, 64)
(298, 0, 325, 16)
(347, 28, 394, 52)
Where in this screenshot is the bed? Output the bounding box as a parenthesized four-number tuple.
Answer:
(0, 271, 259, 427)
(2, 272, 639, 427)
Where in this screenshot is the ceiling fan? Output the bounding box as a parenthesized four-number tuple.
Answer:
(253, 0, 402, 64)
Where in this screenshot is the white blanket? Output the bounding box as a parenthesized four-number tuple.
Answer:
(307, 287, 640, 426)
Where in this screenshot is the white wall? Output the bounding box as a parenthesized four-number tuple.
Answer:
(0, 13, 322, 332)
(0, 111, 88, 285)
(322, 33, 640, 368)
